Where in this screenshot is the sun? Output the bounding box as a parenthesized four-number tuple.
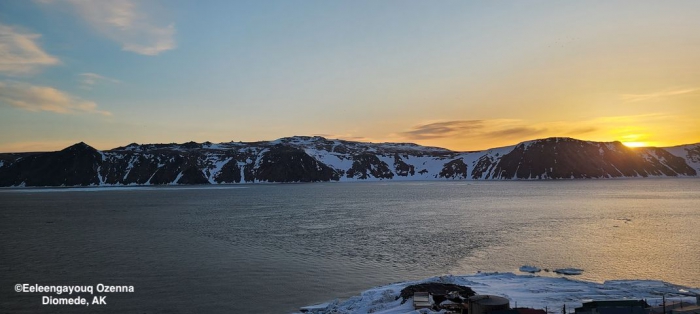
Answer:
(622, 142, 648, 148)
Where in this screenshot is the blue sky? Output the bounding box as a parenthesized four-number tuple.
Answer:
(1, 1, 699, 152)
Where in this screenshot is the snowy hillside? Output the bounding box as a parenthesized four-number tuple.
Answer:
(0, 136, 698, 187)
(664, 143, 700, 174)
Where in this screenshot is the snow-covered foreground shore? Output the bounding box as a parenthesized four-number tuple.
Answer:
(296, 272, 699, 314)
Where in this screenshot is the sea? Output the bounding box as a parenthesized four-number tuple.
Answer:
(1, 179, 699, 313)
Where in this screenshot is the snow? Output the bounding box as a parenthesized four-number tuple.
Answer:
(254, 149, 269, 169)
(665, 144, 700, 173)
(295, 272, 699, 314)
(122, 156, 138, 181)
(207, 157, 233, 184)
(604, 143, 619, 151)
(173, 171, 184, 184)
(521, 141, 536, 150)
(299, 300, 340, 313)
(96, 166, 104, 185)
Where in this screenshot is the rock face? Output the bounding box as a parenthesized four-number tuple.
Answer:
(485, 138, 696, 179)
(0, 136, 698, 187)
(0, 142, 103, 186)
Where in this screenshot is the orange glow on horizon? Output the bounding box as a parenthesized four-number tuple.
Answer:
(622, 142, 649, 148)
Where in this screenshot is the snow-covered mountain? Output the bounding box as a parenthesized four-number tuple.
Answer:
(0, 136, 698, 187)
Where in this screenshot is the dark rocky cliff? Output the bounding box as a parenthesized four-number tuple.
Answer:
(0, 136, 697, 187)
(487, 138, 696, 179)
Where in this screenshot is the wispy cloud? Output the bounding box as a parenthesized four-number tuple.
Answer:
(400, 120, 486, 140)
(0, 81, 111, 115)
(400, 119, 546, 141)
(41, 0, 176, 56)
(620, 87, 699, 103)
(482, 126, 544, 139)
(0, 23, 60, 75)
(79, 72, 120, 89)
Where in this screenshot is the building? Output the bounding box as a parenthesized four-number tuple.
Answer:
(574, 300, 649, 314)
(492, 307, 548, 314)
(468, 295, 511, 314)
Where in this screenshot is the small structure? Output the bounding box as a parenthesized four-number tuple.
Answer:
(414, 292, 432, 309)
(493, 307, 548, 314)
(469, 295, 511, 314)
(401, 282, 476, 311)
(574, 300, 649, 314)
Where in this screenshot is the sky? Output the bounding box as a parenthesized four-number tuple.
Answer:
(1, 1, 699, 152)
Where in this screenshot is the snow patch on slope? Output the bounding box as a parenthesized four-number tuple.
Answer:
(665, 144, 700, 173)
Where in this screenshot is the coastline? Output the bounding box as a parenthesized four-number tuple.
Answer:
(296, 272, 700, 314)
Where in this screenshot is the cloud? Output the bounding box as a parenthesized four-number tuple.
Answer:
(0, 23, 60, 75)
(79, 72, 120, 89)
(0, 81, 111, 115)
(41, 0, 176, 56)
(399, 119, 546, 141)
(482, 126, 545, 139)
(565, 126, 598, 135)
(400, 120, 486, 140)
(620, 87, 699, 103)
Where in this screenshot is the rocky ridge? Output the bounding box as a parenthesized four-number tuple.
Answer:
(0, 136, 698, 187)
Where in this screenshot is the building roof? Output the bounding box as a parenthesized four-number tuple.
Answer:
(578, 300, 648, 309)
(469, 295, 510, 306)
(515, 308, 548, 314)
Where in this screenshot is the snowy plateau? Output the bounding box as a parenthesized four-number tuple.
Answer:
(0, 136, 699, 187)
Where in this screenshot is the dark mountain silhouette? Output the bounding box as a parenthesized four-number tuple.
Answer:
(0, 136, 697, 187)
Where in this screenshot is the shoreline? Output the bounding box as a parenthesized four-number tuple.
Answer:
(296, 272, 700, 314)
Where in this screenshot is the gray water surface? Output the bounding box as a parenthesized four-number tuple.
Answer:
(1, 180, 699, 313)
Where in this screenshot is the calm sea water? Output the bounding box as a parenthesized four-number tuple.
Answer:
(1, 179, 699, 313)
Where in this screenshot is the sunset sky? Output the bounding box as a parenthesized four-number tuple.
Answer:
(1, 1, 699, 152)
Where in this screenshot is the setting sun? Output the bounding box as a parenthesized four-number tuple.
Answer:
(622, 142, 649, 148)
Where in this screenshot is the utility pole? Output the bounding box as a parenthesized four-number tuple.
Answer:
(663, 295, 666, 314)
